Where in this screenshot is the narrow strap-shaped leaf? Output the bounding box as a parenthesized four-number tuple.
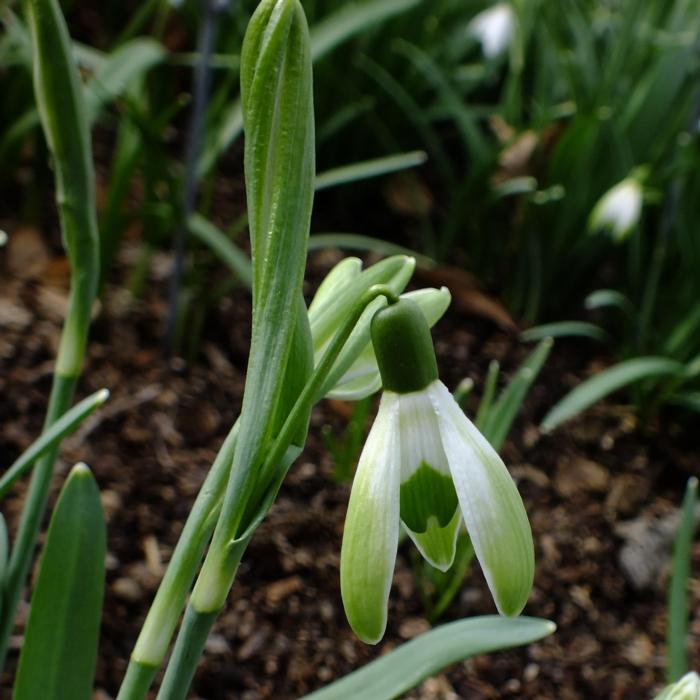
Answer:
(667, 477, 698, 682)
(310, 0, 420, 61)
(315, 150, 427, 191)
(307, 233, 435, 268)
(188, 212, 252, 288)
(541, 356, 684, 432)
(84, 37, 165, 123)
(0, 513, 7, 586)
(14, 463, 106, 700)
(482, 338, 553, 450)
(22, 0, 100, 375)
(521, 321, 608, 343)
(302, 616, 555, 700)
(198, 0, 420, 174)
(0, 388, 109, 500)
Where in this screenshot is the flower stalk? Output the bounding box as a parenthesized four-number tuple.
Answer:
(0, 0, 100, 666)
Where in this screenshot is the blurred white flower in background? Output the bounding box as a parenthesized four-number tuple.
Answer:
(589, 173, 645, 242)
(468, 3, 516, 59)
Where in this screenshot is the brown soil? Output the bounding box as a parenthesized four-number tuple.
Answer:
(1, 244, 699, 700)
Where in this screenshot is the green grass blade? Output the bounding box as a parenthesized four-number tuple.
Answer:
(310, 0, 419, 62)
(668, 391, 700, 413)
(668, 477, 698, 682)
(584, 289, 634, 315)
(14, 464, 106, 700)
(0, 514, 7, 585)
(302, 616, 555, 700)
(521, 321, 608, 343)
(308, 233, 434, 268)
(84, 37, 165, 124)
(541, 357, 684, 432)
(315, 150, 426, 191)
(1, 0, 101, 667)
(482, 338, 553, 450)
(199, 0, 419, 175)
(0, 389, 109, 500)
(475, 359, 499, 430)
(188, 213, 252, 288)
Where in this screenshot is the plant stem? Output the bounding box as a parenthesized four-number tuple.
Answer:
(156, 605, 219, 700)
(0, 373, 77, 667)
(158, 286, 396, 699)
(118, 661, 159, 700)
(116, 423, 239, 700)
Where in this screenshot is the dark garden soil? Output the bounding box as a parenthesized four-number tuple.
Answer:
(1, 239, 699, 700)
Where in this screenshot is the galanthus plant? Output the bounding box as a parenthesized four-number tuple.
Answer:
(340, 298, 534, 643)
(2, 0, 554, 697)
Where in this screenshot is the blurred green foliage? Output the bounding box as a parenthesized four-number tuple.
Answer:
(2, 0, 699, 413)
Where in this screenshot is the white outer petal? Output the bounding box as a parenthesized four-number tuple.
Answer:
(590, 179, 642, 241)
(469, 4, 515, 59)
(429, 380, 534, 616)
(340, 392, 400, 643)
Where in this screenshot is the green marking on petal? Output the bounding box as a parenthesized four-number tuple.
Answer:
(405, 510, 462, 571)
(400, 461, 458, 533)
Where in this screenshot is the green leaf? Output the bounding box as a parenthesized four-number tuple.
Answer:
(308, 233, 435, 269)
(302, 616, 555, 700)
(315, 150, 427, 191)
(84, 37, 165, 124)
(188, 213, 252, 288)
(521, 321, 608, 343)
(23, 0, 100, 375)
(668, 391, 700, 413)
(310, 0, 420, 62)
(475, 359, 499, 430)
(199, 0, 419, 174)
(541, 357, 684, 432)
(14, 464, 106, 700)
(668, 477, 698, 682)
(0, 513, 8, 585)
(481, 338, 553, 450)
(0, 389, 109, 500)
(584, 289, 634, 315)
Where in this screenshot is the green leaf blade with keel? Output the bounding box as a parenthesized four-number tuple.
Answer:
(14, 464, 106, 700)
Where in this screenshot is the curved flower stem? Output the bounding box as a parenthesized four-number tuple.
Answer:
(155, 285, 397, 700)
(116, 423, 239, 700)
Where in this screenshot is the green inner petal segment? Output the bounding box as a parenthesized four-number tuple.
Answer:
(400, 461, 458, 533)
(405, 510, 462, 572)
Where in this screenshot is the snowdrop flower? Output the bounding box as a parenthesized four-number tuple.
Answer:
(468, 3, 516, 59)
(308, 256, 451, 400)
(655, 672, 700, 700)
(340, 299, 534, 643)
(589, 174, 644, 242)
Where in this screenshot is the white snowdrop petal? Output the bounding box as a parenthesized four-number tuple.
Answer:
(430, 381, 534, 616)
(340, 392, 401, 644)
(469, 3, 515, 59)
